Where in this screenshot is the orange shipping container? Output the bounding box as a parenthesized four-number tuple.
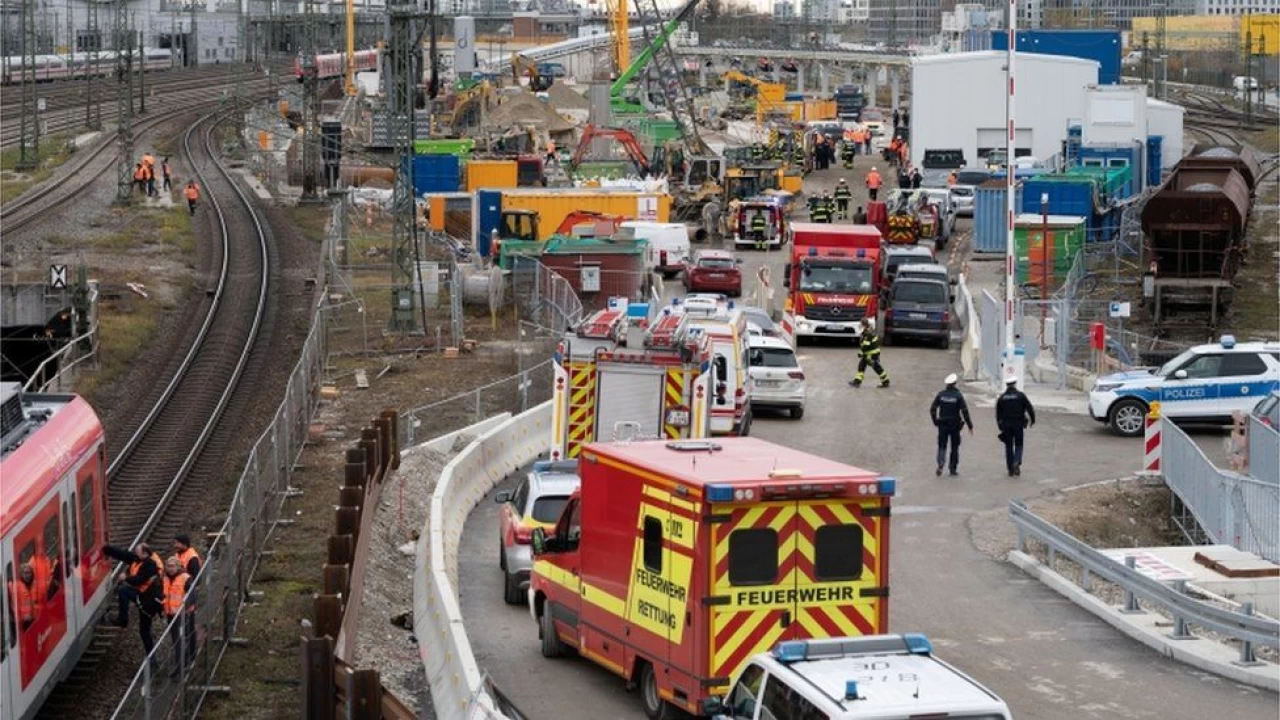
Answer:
(466, 159, 519, 192)
(497, 190, 672, 240)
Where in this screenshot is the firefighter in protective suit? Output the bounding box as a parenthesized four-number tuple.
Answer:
(810, 195, 832, 223)
(849, 318, 890, 388)
(751, 210, 769, 250)
(841, 140, 855, 169)
(834, 179, 852, 220)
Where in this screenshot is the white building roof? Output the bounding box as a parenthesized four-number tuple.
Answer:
(912, 50, 1099, 69)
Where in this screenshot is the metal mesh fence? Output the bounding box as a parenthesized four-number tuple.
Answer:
(400, 359, 556, 448)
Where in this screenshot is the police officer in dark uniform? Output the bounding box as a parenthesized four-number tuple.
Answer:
(930, 374, 973, 476)
(848, 318, 890, 388)
(996, 378, 1036, 476)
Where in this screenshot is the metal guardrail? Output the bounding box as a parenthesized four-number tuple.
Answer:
(1010, 499, 1280, 650)
(1162, 419, 1280, 563)
(1248, 415, 1279, 486)
(20, 284, 99, 393)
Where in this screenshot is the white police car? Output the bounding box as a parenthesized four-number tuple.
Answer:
(1088, 336, 1280, 436)
(705, 634, 1012, 720)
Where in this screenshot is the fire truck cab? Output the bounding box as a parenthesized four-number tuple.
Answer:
(529, 437, 895, 719)
(549, 298, 716, 460)
(780, 223, 882, 345)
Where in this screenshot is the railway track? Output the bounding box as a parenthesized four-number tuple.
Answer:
(0, 67, 281, 148)
(36, 109, 273, 719)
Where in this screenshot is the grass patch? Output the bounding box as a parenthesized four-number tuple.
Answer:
(285, 205, 330, 244)
(76, 298, 159, 405)
(0, 133, 74, 204)
(157, 205, 195, 253)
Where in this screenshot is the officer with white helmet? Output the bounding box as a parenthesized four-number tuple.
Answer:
(929, 373, 973, 476)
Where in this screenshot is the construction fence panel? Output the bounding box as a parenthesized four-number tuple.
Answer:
(508, 255, 585, 332)
(1248, 416, 1279, 486)
(399, 360, 555, 447)
(1161, 419, 1280, 564)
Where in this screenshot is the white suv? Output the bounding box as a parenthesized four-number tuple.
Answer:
(747, 335, 806, 419)
(1088, 336, 1280, 436)
(706, 634, 1012, 720)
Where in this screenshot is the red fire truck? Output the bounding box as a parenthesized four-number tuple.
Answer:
(780, 223, 883, 345)
(549, 301, 715, 461)
(529, 437, 895, 718)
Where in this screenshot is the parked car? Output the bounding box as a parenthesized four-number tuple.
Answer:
(950, 169, 992, 216)
(883, 277, 952, 348)
(917, 187, 957, 248)
(747, 334, 806, 418)
(683, 249, 743, 296)
(881, 244, 936, 286)
(1252, 390, 1280, 429)
(494, 460, 580, 604)
(1088, 337, 1280, 436)
(894, 262, 955, 302)
(740, 306, 781, 338)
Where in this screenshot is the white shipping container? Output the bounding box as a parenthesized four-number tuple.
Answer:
(909, 51, 1098, 170)
(1146, 98, 1186, 171)
(1082, 84, 1148, 147)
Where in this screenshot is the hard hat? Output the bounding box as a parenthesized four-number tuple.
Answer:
(872, 166, 878, 171)
(1006, 377, 1019, 385)
(944, 373, 958, 385)
(839, 178, 847, 183)
(865, 317, 876, 330)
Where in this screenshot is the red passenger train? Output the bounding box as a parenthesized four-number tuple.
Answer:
(1, 382, 110, 720)
(294, 48, 380, 81)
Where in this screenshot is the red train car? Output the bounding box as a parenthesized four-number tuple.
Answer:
(294, 48, 380, 81)
(1, 383, 109, 720)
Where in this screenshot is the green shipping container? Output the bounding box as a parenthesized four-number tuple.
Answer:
(1060, 165, 1131, 201)
(414, 138, 475, 156)
(1013, 214, 1086, 290)
(497, 239, 546, 270)
(639, 119, 682, 144)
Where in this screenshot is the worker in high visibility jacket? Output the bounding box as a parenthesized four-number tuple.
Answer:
(173, 534, 202, 581)
(865, 166, 883, 201)
(104, 543, 165, 656)
(750, 210, 768, 250)
(834, 178, 852, 220)
(841, 140, 855, 169)
(133, 163, 147, 195)
(810, 194, 832, 223)
(8, 563, 41, 631)
(162, 556, 197, 674)
(184, 181, 200, 216)
(849, 317, 890, 388)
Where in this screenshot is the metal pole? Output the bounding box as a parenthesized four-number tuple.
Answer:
(1040, 192, 1048, 343)
(1003, 0, 1018, 384)
(1122, 556, 1140, 613)
(137, 19, 145, 114)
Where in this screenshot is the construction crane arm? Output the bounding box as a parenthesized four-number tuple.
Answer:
(609, 0, 701, 98)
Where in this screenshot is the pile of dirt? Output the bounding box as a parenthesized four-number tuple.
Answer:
(546, 83, 590, 110)
(352, 434, 474, 716)
(483, 90, 574, 133)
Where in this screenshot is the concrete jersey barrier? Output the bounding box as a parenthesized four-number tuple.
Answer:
(412, 402, 552, 719)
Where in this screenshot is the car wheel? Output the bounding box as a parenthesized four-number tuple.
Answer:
(540, 602, 566, 658)
(662, 271, 676, 280)
(639, 662, 679, 720)
(941, 334, 951, 350)
(503, 570, 524, 605)
(499, 539, 506, 571)
(1108, 398, 1148, 437)
(790, 406, 805, 419)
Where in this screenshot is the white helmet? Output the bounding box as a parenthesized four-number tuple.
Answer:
(871, 166, 878, 171)
(865, 317, 876, 331)
(944, 373, 958, 385)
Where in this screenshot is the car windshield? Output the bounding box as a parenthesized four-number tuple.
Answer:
(894, 281, 948, 304)
(743, 309, 776, 332)
(699, 257, 736, 269)
(799, 263, 874, 293)
(750, 347, 798, 368)
(530, 495, 570, 524)
(1157, 349, 1197, 376)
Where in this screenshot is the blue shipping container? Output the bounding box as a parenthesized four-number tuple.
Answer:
(992, 30, 1121, 85)
(476, 189, 503, 257)
(411, 154, 461, 195)
(1146, 136, 1163, 189)
(973, 182, 1023, 253)
(1021, 177, 1124, 243)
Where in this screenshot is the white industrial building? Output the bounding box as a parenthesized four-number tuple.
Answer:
(1146, 99, 1186, 171)
(910, 51, 1099, 170)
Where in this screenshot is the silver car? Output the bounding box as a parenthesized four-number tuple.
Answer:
(495, 460, 580, 604)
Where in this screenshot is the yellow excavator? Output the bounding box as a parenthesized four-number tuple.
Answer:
(722, 70, 787, 122)
(510, 52, 552, 92)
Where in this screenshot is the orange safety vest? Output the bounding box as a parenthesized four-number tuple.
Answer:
(129, 552, 163, 594)
(866, 171, 882, 189)
(163, 572, 191, 616)
(185, 185, 199, 201)
(142, 153, 154, 167)
(134, 166, 146, 181)
(9, 581, 37, 623)
(177, 547, 201, 574)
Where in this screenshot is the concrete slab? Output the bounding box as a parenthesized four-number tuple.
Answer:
(235, 168, 274, 201)
(1010, 550, 1280, 692)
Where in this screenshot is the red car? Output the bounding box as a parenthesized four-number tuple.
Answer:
(683, 249, 742, 297)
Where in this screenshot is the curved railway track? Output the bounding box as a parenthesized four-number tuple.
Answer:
(35, 109, 273, 718)
(0, 67, 279, 148)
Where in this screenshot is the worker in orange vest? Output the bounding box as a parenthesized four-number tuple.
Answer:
(8, 563, 41, 631)
(104, 543, 165, 656)
(162, 556, 197, 675)
(133, 163, 147, 195)
(173, 534, 202, 580)
(184, 181, 200, 216)
(865, 166, 883, 201)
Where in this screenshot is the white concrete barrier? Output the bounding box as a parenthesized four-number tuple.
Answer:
(955, 273, 982, 380)
(412, 402, 552, 719)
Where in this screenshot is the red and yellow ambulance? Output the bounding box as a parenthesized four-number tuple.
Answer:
(528, 437, 894, 718)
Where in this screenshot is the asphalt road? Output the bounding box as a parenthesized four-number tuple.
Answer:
(456, 156, 1278, 719)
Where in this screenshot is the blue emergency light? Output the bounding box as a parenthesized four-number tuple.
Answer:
(808, 247, 818, 256)
(705, 484, 735, 503)
(845, 681, 860, 701)
(533, 460, 554, 472)
(876, 477, 897, 496)
(903, 634, 934, 655)
(1220, 334, 1236, 349)
(771, 641, 809, 663)
(857, 248, 866, 258)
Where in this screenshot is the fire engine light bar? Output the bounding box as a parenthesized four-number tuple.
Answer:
(877, 477, 897, 496)
(705, 484, 735, 502)
(771, 641, 809, 662)
(903, 633, 933, 654)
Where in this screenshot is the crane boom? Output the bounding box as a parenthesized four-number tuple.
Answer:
(609, 0, 700, 97)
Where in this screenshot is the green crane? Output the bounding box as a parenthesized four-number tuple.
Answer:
(609, 0, 702, 116)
